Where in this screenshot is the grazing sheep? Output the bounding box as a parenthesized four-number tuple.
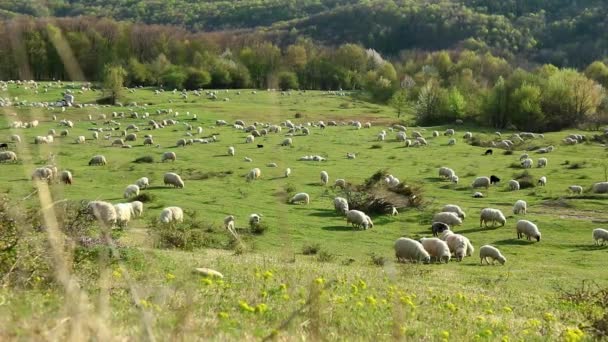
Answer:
(245, 135, 255, 143)
(521, 158, 533, 168)
(162, 152, 177, 162)
(439, 167, 456, 179)
(248, 213, 262, 228)
(479, 208, 506, 227)
(130, 201, 144, 217)
(346, 153, 356, 159)
(538, 176, 547, 187)
(160, 206, 184, 224)
(244, 157, 253, 162)
(451, 175, 459, 184)
(124, 184, 140, 198)
(334, 179, 346, 189)
(394, 238, 431, 263)
(441, 204, 466, 219)
(592, 228, 608, 245)
(228, 146, 235, 156)
(320, 171, 329, 186)
(519, 153, 529, 161)
(0, 151, 17, 163)
(143, 137, 154, 146)
(538, 158, 548, 168)
(441, 231, 474, 261)
(112, 138, 124, 147)
(447, 138, 456, 146)
(284, 168, 291, 177)
(592, 182, 608, 194)
(484, 149, 493, 155)
(163, 172, 184, 188)
(396, 131, 407, 142)
(334, 197, 349, 215)
(31, 167, 53, 182)
(420, 238, 451, 263)
(125, 133, 137, 142)
(513, 200, 527, 215)
(87, 201, 117, 227)
(432, 131, 439, 137)
(516, 220, 541, 242)
(114, 203, 133, 228)
(472, 177, 491, 189)
(289, 192, 310, 205)
(508, 180, 520, 191)
(346, 210, 373, 229)
(176, 138, 187, 147)
(568, 185, 583, 195)
(444, 129, 455, 136)
(490, 175, 500, 184)
(473, 192, 484, 198)
(479, 245, 506, 265)
(432, 212, 463, 226)
(88, 155, 107, 166)
(463, 132, 472, 139)
(11, 135, 21, 143)
(75, 136, 86, 144)
(60, 170, 72, 185)
(267, 162, 278, 168)
(135, 177, 149, 189)
(281, 138, 293, 146)
(431, 222, 450, 237)
(246, 168, 261, 182)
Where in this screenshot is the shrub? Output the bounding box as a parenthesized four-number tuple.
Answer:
(317, 250, 335, 262)
(369, 253, 387, 266)
(130, 192, 155, 203)
(134, 155, 154, 163)
(303, 243, 321, 255)
(503, 150, 513, 155)
(513, 171, 536, 189)
(295, 112, 303, 119)
(250, 222, 268, 235)
(148, 212, 224, 250)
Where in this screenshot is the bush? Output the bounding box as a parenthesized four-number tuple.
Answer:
(134, 155, 154, 163)
(317, 250, 335, 262)
(369, 253, 387, 266)
(130, 192, 155, 203)
(302, 243, 321, 255)
(513, 171, 536, 189)
(503, 150, 513, 155)
(148, 212, 224, 250)
(295, 112, 303, 119)
(250, 222, 268, 235)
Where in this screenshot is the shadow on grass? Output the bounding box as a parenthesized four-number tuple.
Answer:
(570, 244, 608, 251)
(309, 210, 337, 218)
(268, 176, 289, 181)
(457, 226, 502, 234)
(146, 186, 176, 190)
(491, 238, 535, 246)
(322, 225, 356, 232)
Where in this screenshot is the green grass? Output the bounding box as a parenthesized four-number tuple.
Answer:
(0, 83, 606, 340)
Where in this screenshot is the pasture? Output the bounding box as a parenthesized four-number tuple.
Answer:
(0, 82, 606, 341)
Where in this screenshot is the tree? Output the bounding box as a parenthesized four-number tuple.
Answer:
(388, 89, 413, 118)
(585, 61, 608, 88)
(184, 68, 211, 90)
(445, 87, 466, 119)
(415, 80, 445, 124)
(161, 66, 187, 89)
(278, 71, 299, 90)
(510, 83, 544, 131)
(102, 64, 126, 105)
(484, 76, 509, 128)
(126, 57, 149, 86)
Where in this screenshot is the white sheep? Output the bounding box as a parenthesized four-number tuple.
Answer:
(124, 184, 140, 198)
(75, 136, 86, 144)
(320, 171, 329, 186)
(472, 176, 491, 189)
(537, 158, 547, 168)
(176, 138, 187, 147)
(519, 153, 529, 161)
(394, 238, 430, 263)
(346, 210, 372, 229)
(516, 220, 541, 242)
(248, 213, 262, 228)
(513, 200, 527, 215)
(245, 135, 255, 143)
(130, 201, 144, 217)
(284, 168, 291, 177)
(31, 167, 53, 182)
(592, 228, 608, 245)
(420, 237, 451, 263)
(447, 138, 456, 146)
(87, 201, 117, 227)
(163, 172, 184, 188)
(438, 167, 455, 179)
(88, 155, 107, 166)
(568, 185, 583, 195)
(521, 158, 533, 169)
(0, 151, 17, 163)
(538, 176, 547, 187)
(60, 170, 72, 185)
(11, 135, 21, 143)
(136, 177, 149, 189)
(508, 179, 520, 191)
(463, 132, 472, 139)
(160, 206, 184, 224)
(228, 146, 235, 156)
(334, 179, 346, 189)
(162, 152, 177, 162)
(114, 203, 133, 228)
(289, 192, 310, 205)
(281, 138, 293, 146)
(441, 204, 466, 219)
(433, 212, 463, 226)
(479, 208, 506, 227)
(479, 245, 506, 265)
(592, 182, 608, 194)
(246, 168, 261, 182)
(334, 197, 349, 215)
(441, 230, 474, 261)
(224, 215, 236, 234)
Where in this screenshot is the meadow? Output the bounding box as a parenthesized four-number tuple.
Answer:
(0, 83, 606, 341)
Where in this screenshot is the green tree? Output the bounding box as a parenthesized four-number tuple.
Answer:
(510, 83, 544, 131)
(126, 57, 149, 86)
(102, 64, 126, 105)
(184, 68, 211, 90)
(161, 66, 187, 89)
(415, 80, 445, 124)
(445, 87, 466, 119)
(484, 76, 509, 128)
(585, 61, 608, 88)
(278, 71, 299, 90)
(388, 89, 413, 118)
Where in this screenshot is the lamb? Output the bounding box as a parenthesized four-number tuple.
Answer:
(431, 222, 450, 237)
(441, 231, 474, 261)
(484, 149, 493, 155)
(508, 180, 520, 191)
(513, 200, 527, 215)
(521, 158, 533, 169)
(568, 185, 583, 195)
(87, 201, 117, 227)
(88, 155, 107, 166)
(228, 146, 235, 156)
(479, 245, 507, 265)
(60, 170, 73, 185)
(592, 182, 608, 194)
(394, 238, 431, 263)
(320, 171, 329, 186)
(334, 197, 349, 215)
(114, 203, 133, 228)
(0, 151, 17, 163)
(516, 220, 541, 242)
(537, 158, 547, 168)
(246, 168, 261, 182)
(479, 208, 506, 227)
(420, 237, 451, 263)
(441, 204, 466, 219)
(163, 172, 185, 188)
(284, 168, 291, 177)
(490, 175, 500, 184)
(432, 212, 463, 226)
(537, 176, 547, 187)
(248, 213, 262, 228)
(130, 201, 144, 217)
(162, 152, 177, 162)
(124, 184, 140, 198)
(159, 206, 184, 224)
(592, 228, 608, 245)
(346, 210, 373, 229)
(289, 192, 310, 205)
(136, 177, 149, 189)
(472, 176, 491, 189)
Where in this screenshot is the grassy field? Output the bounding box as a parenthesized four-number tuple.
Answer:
(0, 83, 606, 341)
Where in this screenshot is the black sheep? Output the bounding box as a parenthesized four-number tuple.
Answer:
(431, 222, 450, 237)
(256, 144, 264, 148)
(484, 149, 493, 155)
(490, 175, 500, 184)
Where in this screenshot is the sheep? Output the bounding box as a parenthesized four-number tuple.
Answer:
(284, 168, 291, 177)
(568, 185, 583, 195)
(447, 138, 456, 146)
(420, 238, 451, 263)
(334, 178, 347, 189)
(163, 172, 184, 188)
(143, 137, 154, 146)
(538, 158, 547, 168)
(289, 192, 310, 205)
(516, 220, 541, 242)
(463, 132, 472, 139)
(473, 192, 484, 198)
(11, 135, 21, 143)
(246, 168, 261, 182)
(224, 215, 236, 235)
(451, 175, 459, 184)
(432, 212, 463, 227)
(432, 131, 439, 137)
(490, 175, 500, 184)
(441, 231, 474, 261)
(346, 153, 356, 159)
(484, 149, 493, 155)
(479, 245, 506, 265)
(479, 208, 506, 228)
(125, 133, 137, 142)
(124, 184, 140, 198)
(60, 170, 72, 185)
(346, 210, 372, 229)
(75, 136, 86, 144)
(130, 201, 144, 217)
(87, 201, 117, 227)
(592, 228, 608, 245)
(112, 138, 124, 147)
(162, 152, 177, 162)
(334, 197, 349, 215)
(521, 158, 533, 169)
(281, 138, 293, 146)
(35, 136, 49, 144)
(245, 135, 255, 143)
(31, 167, 53, 182)
(228, 146, 235, 156)
(244, 157, 253, 162)
(519, 153, 529, 161)
(441, 204, 466, 220)
(160, 206, 184, 224)
(438, 167, 455, 179)
(114, 203, 133, 228)
(267, 163, 278, 168)
(88, 155, 107, 166)
(396, 131, 407, 142)
(592, 182, 608, 194)
(136, 177, 149, 189)
(320, 171, 329, 186)
(513, 200, 527, 215)
(395, 238, 431, 263)
(472, 176, 491, 189)
(0, 151, 17, 163)
(248, 213, 262, 228)
(538, 176, 547, 187)
(431, 222, 450, 237)
(444, 129, 454, 136)
(176, 138, 187, 147)
(508, 180, 520, 191)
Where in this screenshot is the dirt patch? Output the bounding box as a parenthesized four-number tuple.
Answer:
(539, 203, 608, 223)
